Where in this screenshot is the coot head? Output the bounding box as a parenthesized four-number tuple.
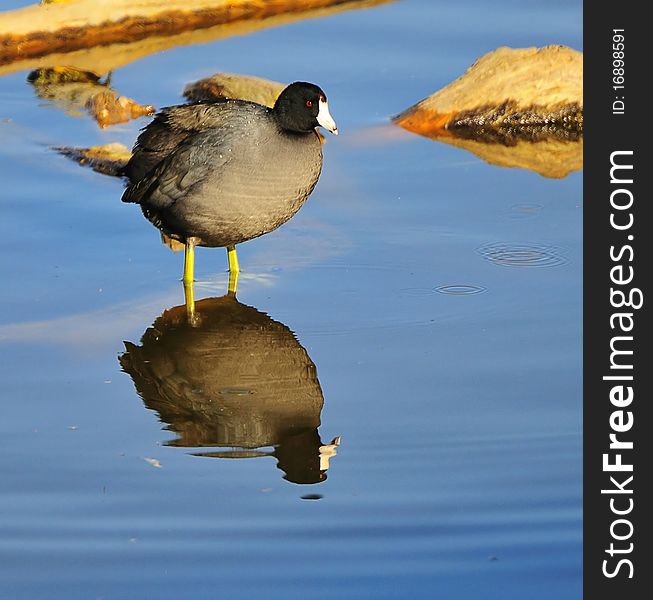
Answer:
(273, 81, 338, 135)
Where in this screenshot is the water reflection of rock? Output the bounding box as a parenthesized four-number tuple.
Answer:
(27, 66, 153, 128)
(119, 295, 339, 484)
(428, 135, 582, 179)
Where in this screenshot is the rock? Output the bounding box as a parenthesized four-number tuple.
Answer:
(394, 46, 583, 178)
(54, 143, 132, 176)
(184, 72, 285, 106)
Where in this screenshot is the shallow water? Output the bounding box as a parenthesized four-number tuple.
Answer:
(0, 1, 582, 598)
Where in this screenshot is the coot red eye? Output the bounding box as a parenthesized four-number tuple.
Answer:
(306, 100, 313, 107)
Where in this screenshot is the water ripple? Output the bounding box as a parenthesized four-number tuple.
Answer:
(508, 203, 544, 219)
(435, 284, 487, 296)
(477, 242, 566, 268)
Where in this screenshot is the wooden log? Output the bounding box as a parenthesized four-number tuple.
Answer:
(0, 0, 392, 71)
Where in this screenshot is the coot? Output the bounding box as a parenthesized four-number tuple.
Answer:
(121, 81, 338, 291)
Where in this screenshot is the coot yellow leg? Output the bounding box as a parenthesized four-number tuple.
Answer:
(183, 279, 197, 323)
(183, 240, 195, 284)
(227, 271, 239, 296)
(227, 245, 240, 274)
(227, 245, 240, 296)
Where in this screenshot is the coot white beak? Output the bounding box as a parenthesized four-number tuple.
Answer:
(317, 98, 338, 135)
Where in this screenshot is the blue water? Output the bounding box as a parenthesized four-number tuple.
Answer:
(0, 0, 582, 598)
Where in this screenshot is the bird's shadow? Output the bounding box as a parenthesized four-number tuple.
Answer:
(119, 285, 340, 484)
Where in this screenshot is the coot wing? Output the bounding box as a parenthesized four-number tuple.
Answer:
(121, 129, 233, 208)
(123, 100, 247, 184)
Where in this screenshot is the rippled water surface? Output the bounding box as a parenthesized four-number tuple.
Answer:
(0, 1, 582, 598)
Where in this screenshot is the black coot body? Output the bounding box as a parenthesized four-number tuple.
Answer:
(121, 82, 337, 250)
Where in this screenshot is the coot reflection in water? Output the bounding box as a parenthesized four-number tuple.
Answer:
(119, 293, 340, 484)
